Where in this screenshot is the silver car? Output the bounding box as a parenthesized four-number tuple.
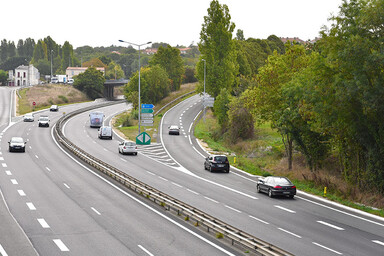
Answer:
(8, 137, 26, 152)
(23, 113, 34, 122)
(118, 141, 138, 155)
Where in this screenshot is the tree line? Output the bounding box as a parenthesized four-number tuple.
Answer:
(197, 0, 384, 195)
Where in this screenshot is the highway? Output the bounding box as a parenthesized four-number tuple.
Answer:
(0, 88, 239, 256)
(62, 94, 384, 256)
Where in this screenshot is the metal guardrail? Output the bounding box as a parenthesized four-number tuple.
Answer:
(53, 100, 294, 256)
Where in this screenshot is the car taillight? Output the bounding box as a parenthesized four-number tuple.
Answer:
(274, 185, 282, 188)
(123, 147, 126, 149)
(292, 186, 296, 189)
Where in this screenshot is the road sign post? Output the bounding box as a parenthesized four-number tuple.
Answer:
(140, 104, 154, 126)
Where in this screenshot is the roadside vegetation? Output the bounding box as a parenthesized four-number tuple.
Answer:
(17, 84, 89, 115)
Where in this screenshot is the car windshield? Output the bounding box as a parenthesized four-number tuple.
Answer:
(40, 116, 49, 121)
(125, 142, 135, 147)
(170, 126, 179, 130)
(11, 137, 23, 143)
(214, 156, 227, 162)
(271, 177, 292, 185)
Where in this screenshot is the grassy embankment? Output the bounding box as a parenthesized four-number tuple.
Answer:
(113, 82, 197, 142)
(195, 109, 384, 217)
(17, 84, 90, 115)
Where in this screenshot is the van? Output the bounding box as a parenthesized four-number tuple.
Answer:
(89, 112, 104, 128)
(98, 126, 112, 140)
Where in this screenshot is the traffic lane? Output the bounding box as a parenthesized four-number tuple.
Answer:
(1, 113, 236, 255)
(66, 103, 384, 254)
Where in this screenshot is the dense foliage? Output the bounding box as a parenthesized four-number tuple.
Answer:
(73, 67, 105, 99)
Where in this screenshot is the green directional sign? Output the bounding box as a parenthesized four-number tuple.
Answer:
(141, 108, 154, 114)
(136, 132, 151, 145)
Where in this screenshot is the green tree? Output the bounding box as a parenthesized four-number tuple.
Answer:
(197, 0, 238, 97)
(0, 39, 8, 63)
(32, 39, 48, 64)
(61, 41, 74, 70)
(124, 65, 170, 109)
(35, 59, 51, 76)
(236, 29, 245, 41)
(105, 61, 124, 80)
(150, 45, 184, 91)
(73, 67, 105, 99)
(227, 96, 254, 143)
(213, 88, 231, 129)
(0, 70, 7, 85)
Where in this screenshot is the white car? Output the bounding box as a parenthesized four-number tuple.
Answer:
(23, 113, 34, 122)
(38, 115, 50, 127)
(118, 141, 138, 155)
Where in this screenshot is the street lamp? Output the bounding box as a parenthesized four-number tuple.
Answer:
(119, 40, 152, 134)
(50, 50, 53, 82)
(202, 59, 206, 96)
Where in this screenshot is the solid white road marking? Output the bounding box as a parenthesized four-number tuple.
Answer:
(312, 242, 342, 255)
(372, 240, 384, 246)
(225, 205, 242, 213)
(103, 148, 108, 152)
(2, 163, 7, 167)
(5, 170, 12, 175)
(204, 196, 219, 204)
(53, 239, 69, 252)
(91, 207, 101, 215)
(249, 215, 269, 225)
(10, 179, 18, 185)
(172, 182, 182, 188)
(17, 190, 26, 196)
(138, 245, 154, 256)
(29, 146, 32, 149)
(274, 205, 296, 213)
(278, 228, 302, 238)
(187, 189, 199, 195)
(0, 243, 8, 256)
(317, 221, 344, 231)
(64, 183, 70, 189)
(26, 202, 36, 210)
(37, 218, 50, 228)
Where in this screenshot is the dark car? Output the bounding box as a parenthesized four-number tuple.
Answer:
(257, 176, 296, 198)
(8, 137, 27, 152)
(168, 125, 180, 135)
(204, 155, 230, 173)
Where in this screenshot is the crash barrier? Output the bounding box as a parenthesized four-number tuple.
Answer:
(54, 100, 293, 256)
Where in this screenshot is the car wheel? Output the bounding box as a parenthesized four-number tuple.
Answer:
(9, 147, 12, 152)
(22, 148, 25, 152)
(209, 166, 212, 172)
(226, 168, 230, 173)
(268, 189, 273, 198)
(256, 185, 261, 193)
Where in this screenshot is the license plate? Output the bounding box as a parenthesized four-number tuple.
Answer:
(218, 164, 224, 167)
(283, 191, 290, 194)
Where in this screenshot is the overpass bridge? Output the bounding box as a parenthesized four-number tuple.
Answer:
(104, 79, 129, 99)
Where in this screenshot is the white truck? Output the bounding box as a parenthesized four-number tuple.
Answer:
(57, 75, 67, 83)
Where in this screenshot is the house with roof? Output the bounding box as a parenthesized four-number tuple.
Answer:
(66, 67, 105, 79)
(9, 64, 40, 86)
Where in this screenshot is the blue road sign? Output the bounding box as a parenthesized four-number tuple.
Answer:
(141, 104, 154, 109)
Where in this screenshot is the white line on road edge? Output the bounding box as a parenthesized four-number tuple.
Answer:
(45, 167, 51, 172)
(91, 207, 101, 215)
(0, 243, 8, 256)
(317, 221, 344, 231)
(53, 239, 69, 252)
(274, 205, 296, 213)
(372, 240, 384, 246)
(51, 126, 237, 256)
(278, 228, 302, 238)
(37, 218, 50, 228)
(312, 242, 342, 255)
(249, 215, 269, 225)
(138, 245, 154, 256)
(26, 202, 36, 210)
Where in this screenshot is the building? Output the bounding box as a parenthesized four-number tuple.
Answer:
(9, 64, 40, 86)
(66, 67, 105, 79)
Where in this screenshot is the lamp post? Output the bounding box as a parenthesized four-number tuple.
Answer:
(50, 50, 53, 82)
(202, 59, 207, 122)
(119, 40, 152, 134)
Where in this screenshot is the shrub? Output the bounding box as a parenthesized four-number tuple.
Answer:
(58, 95, 69, 103)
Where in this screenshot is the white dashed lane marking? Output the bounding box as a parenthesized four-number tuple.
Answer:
(91, 207, 101, 215)
(17, 190, 26, 196)
(2, 163, 7, 167)
(158, 176, 168, 182)
(317, 221, 344, 231)
(372, 240, 384, 246)
(278, 228, 302, 238)
(37, 218, 50, 228)
(187, 189, 199, 195)
(312, 242, 342, 255)
(172, 182, 182, 188)
(5, 170, 12, 175)
(26, 202, 36, 210)
(53, 239, 69, 252)
(204, 196, 219, 204)
(274, 205, 296, 213)
(225, 205, 242, 213)
(64, 183, 70, 189)
(45, 167, 51, 172)
(10, 179, 18, 185)
(249, 215, 269, 225)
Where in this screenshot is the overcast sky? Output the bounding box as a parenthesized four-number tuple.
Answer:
(2, 0, 343, 49)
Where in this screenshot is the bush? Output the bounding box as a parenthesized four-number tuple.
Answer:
(58, 95, 69, 103)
